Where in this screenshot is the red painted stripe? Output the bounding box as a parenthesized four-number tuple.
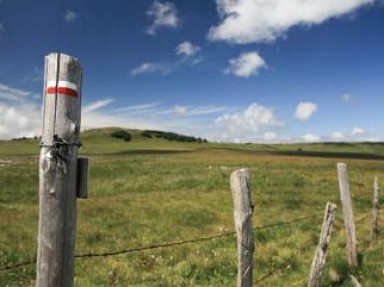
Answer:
(46, 87, 78, 98)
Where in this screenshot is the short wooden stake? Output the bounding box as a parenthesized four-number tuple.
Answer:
(371, 176, 379, 246)
(349, 274, 362, 287)
(337, 163, 358, 268)
(36, 53, 83, 287)
(307, 202, 337, 287)
(230, 168, 254, 287)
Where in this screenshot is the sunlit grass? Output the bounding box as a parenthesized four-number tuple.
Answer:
(1, 128, 383, 286)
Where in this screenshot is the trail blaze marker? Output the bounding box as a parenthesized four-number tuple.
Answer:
(46, 80, 79, 97)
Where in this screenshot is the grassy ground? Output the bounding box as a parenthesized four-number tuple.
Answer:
(1, 128, 383, 286)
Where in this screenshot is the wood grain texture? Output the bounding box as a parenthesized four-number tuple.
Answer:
(337, 163, 358, 268)
(307, 202, 337, 287)
(230, 168, 254, 287)
(371, 176, 379, 246)
(36, 53, 83, 287)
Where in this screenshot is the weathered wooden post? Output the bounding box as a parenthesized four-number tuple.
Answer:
(36, 53, 86, 287)
(230, 168, 254, 287)
(337, 163, 358, 268)
(307, 202, 337, 287)
(371, 176, 379, 246)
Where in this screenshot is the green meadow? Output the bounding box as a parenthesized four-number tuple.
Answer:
(1, 128, 383, 286)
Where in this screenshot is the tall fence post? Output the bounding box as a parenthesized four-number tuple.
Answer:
(337, 163, 358, 268)
(230, 168, 254, 287)
(36, 53, 83, 287)
(371, 176, 379, 246)
(307, 202, 337, 287)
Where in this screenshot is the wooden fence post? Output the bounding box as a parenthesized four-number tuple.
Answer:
(307, 202, 337, 287)
(337, 163, 358, 268)
(371, 176, 379, 246)
(36, 53, 83, 287)
(230, 168, 254, 287)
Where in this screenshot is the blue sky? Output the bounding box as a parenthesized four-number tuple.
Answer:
(0, 0, 383, 142)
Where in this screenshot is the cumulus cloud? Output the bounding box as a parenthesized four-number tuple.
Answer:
(208, 0, 375, 44)
(147, 1, 180, 35)
(83, 99, 114, 113)
(64, 10, 78, 23)
(295, 102, 318, 121)
(215, 103, 283, 135)
(330, 132, 345, 141)
(0, 104, 40, 139)
(302, 134, 321, 143)
(176, 41, 201, 57)
(351, 127, 366, 136)
(225, 52, 267, 78)
(264, 132, 277, 141)
(131, 62, 173, 76)
(0, 83, 41, 139)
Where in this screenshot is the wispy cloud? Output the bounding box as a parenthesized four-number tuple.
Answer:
(83, 99, 114, 113)
(0, 83, 38, 102)
(131, 62, 173, 76)
(112, 102, 161, 114)
(225, 52, 267, 78)
(208, 0, 375, 44)
(64, 10, 79, 23)
(146, 1, 180, 35)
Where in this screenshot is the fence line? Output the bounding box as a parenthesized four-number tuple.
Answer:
(255, 212, 372, 285)
(0, 215, 320, 272)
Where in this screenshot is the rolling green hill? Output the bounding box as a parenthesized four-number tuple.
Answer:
(1, 127, 384, 286)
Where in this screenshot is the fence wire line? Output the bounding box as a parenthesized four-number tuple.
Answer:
(0, 215, 319, 272)
(254, 212, 372, 285)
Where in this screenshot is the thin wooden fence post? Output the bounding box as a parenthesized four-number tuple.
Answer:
(230, 168, 254, 287)
(371, 176, 379, 246)
(337, 163, 358, 268)
(307, 202, 337, 287)
(36, 53, 83, 287)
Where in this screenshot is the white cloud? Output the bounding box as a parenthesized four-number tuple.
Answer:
(330, 132, 345, 141)
(264, 132, 277, 141)
(0, 104, 40, 139)
(176, 41, 201, 57)
(302, 134, 321, 143)
(225, 52, 267, 78)
(342, 93, 352, 102)
(147, 1, 180, 35)
(295, 102, 318, 121)
(64, 10, 78, 23)
(208, 0, 375, 44)
(215, 103, 283, 135)
(83, 99, 114, 113)
(0, 83, 41, 139)
(131, 62, 172, 76)
(351, 127, 366, 136)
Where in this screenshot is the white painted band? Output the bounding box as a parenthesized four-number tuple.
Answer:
(46, 80, 78, 91)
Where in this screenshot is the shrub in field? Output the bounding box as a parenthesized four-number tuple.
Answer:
(110, 130, 132, 142)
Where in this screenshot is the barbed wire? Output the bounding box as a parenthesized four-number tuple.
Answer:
(0, 215, 319, 272)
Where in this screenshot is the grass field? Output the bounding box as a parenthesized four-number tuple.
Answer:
(1, 128, 384, 286)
